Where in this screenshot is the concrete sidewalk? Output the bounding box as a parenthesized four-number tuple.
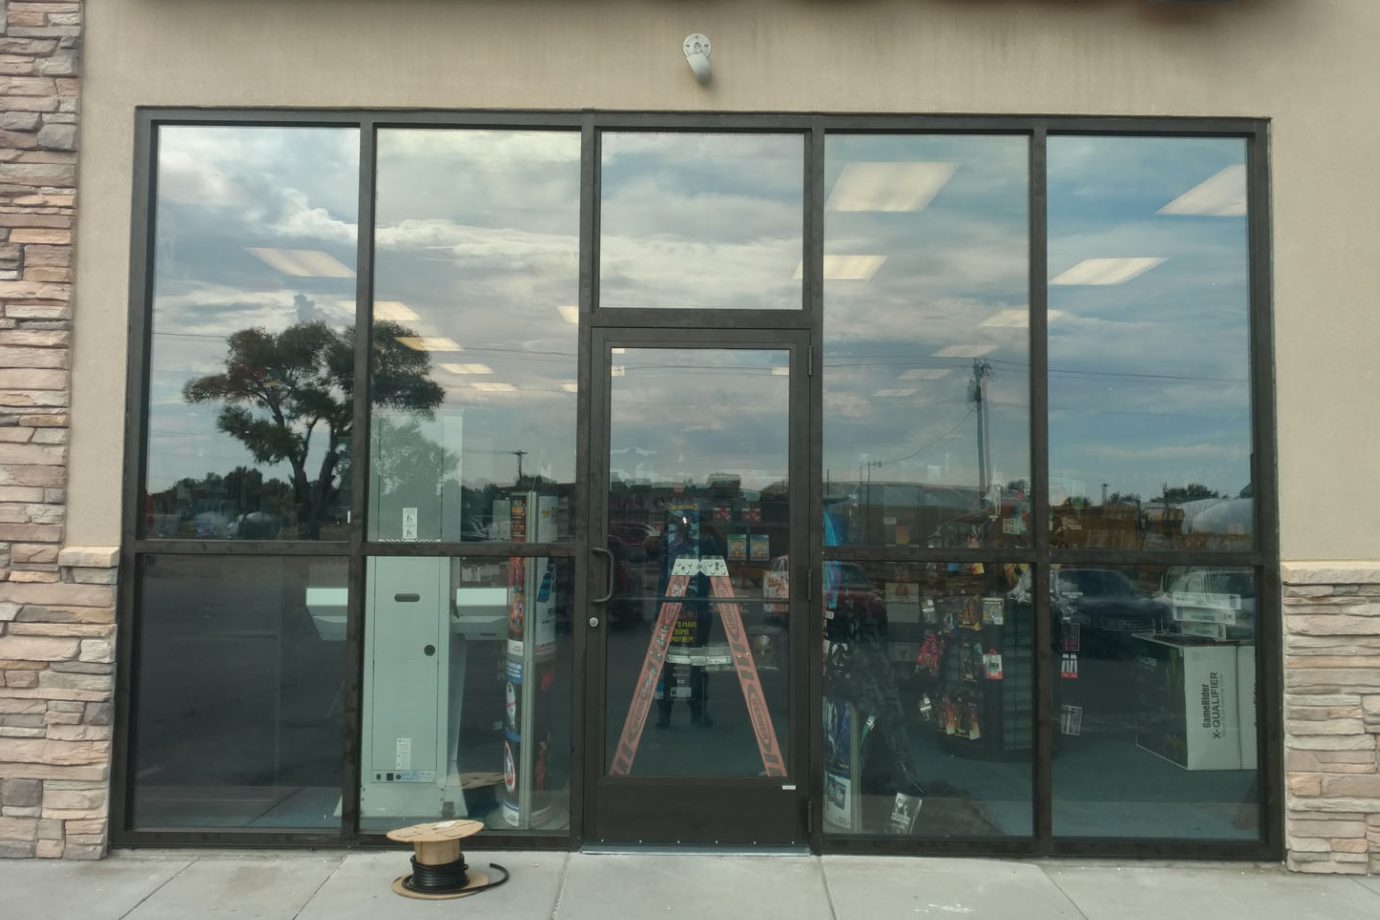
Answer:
(2, 850, 1379, 920)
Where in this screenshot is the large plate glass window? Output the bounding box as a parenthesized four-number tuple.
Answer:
(599, 132, 804, 310)
(129, 556, 348, 829)
(822, 135, 1031, 548)
(143, 126, 360, 540)
(368, 129, 580, 544)
(1047, 564, 1260, 839)
(821, 561, 1034, 837)
(601, 347, 791, 777)
(1047, 136, 1253, 551)
(360, 556, 573, 833)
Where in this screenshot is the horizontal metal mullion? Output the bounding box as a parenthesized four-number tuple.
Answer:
(141, 108, 365, 128)
(818, 835, 1037, 857)
(1039, 115, 1263, 137)
(1049, 548, 1265, 568)
(129, 540, 351, 556)
(113, 829, 344, 848)
(818, 116, 1034, 135)
(1046, 837, 1271, 860)
(136, 108, 1267, 140)
(368, 112, 586, 129)
(363, 541, 575, 558)
(821, 546, 1036, 565)
(592, 113, 813, 131)
(590, 308, 812, 330)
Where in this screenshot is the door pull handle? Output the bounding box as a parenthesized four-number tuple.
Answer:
(592, 546, 615, 604)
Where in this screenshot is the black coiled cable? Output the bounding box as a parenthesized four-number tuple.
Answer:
(407, 855, 469, 893)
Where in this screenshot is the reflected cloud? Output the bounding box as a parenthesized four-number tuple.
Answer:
(1048, 136, 1253, 524)
(600, 132, 804, 310)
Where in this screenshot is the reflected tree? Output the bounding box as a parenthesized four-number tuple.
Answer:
(184, 319, 444, 538)
(1160, 483, 1222, 503)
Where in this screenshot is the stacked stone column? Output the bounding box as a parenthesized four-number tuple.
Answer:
(0, 0, 110, 860)
(1283, 563, 1380, 874)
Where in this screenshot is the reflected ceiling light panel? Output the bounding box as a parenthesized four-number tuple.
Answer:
(826, 162, 957, 212)
(933, 344, 997, 358)
(770, 367, 790, 376)
(1050, 257, 1165, 286)
(1159, 165, 1247, 217)
(557, 305, 580, 325)
(470, 381, 517, 393)
(373, 300, 420, 322)
(874, 388, 919, 398)
(396, 336, 462, 352)
(899, 368, 952, 381)
(561, 382, 579, 393)
(246, 247, 355, 279)
(612, 347, 627, 354)
(440, 362, 493, 375)
(981, 308, 1067, 328)
(794, 255, 887, 281)
(611, 365, 626, 377)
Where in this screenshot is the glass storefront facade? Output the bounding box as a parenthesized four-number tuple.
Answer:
(115, 113, 1276, 857)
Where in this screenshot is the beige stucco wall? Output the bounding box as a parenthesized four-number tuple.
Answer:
(70, 0, 1380, 561)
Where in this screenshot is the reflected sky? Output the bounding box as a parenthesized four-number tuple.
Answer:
(146, 126, 359, 536)
(369, 129, 580, 523)
(600, 132, 803, 310)
(1048, 136, 1251, 506)
(610, 349, 789, 492)
(822, 135, 1031, 546)
(143, 125, 1254, 546)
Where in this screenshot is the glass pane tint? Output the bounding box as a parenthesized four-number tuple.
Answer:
(368, 130, 580, 544)
(600, 132, 804, 310)
(144, 126, 360, 540)
(822, 561, 1033, 837)
(823, 135, 1031, 549)
(1047, 137, 1253, 551)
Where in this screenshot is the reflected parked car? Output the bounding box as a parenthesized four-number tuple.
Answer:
(1011, 567, 1168, 653)
(227, 511, 281, 539)
(1161, 568, 1256, 641)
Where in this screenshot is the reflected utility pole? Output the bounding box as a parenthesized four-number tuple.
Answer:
(510, 449, 527, 485)
(970, 360, 992, 509)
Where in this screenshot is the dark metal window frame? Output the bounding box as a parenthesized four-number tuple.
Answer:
(112, 109, 1278, 862)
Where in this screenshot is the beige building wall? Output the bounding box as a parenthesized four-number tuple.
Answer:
(70, 0, 1380, 563)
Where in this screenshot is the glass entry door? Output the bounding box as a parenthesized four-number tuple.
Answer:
(585, 329, 809, 845)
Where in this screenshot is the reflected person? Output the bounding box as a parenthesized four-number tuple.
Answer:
(655, 513, 722, 728)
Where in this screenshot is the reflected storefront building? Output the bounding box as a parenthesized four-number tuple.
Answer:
(118, 115, 1275, 859)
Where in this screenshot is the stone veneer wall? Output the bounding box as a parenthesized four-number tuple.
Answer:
(1284, 563, 1380, 874)
(0, 1, 111, 860)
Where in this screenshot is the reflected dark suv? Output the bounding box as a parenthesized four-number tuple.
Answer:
(1012, 567, 1168, 652)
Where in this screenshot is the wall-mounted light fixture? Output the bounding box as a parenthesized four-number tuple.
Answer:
(683, 33, 711, 84)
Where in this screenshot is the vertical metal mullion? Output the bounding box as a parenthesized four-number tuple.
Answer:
(1245, 124, 1282, 857)
(112, 112, 160, 840)
(570, 116, 597, 844)
(804, 122, 826, 849)
(584, 328, 612, 842)
(340, 118, 377, 843)
(1029, 127, 1054, 851)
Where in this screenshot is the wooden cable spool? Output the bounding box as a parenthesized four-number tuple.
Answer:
(386, 819, 505, 900)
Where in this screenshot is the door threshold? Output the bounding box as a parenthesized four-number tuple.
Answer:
(581, 844, 811, 857)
